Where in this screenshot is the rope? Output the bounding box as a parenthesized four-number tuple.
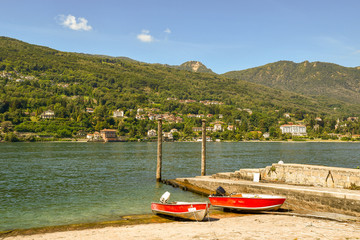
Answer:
(206, 206, 219, 240)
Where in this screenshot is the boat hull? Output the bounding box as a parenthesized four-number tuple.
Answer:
(151, 202, 210, 221)
(209, 194, 286, 211)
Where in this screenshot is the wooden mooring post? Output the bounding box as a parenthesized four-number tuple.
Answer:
(156, 118, 163, 182)
(201, 119, 206, 176)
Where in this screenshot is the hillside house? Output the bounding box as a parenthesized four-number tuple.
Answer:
(175, 116, 183, 123)
(263, 132, 270, 138)
(250, 131, 263, 137)
(352, 135, 360, 139)
(147, 129, 157, 137)
(86, 133, 94, 140)
(315, 117, 322, 122)
(113, 110, 124, 118)
(243, 109, 253, 115)
(170, 129, 179, 133)
(213, 123, 223, 131)
(148, 114, 156, 121)
(206, 127, 214, 132)
(280, 124, 307, 136)
(40, 110, 55, 119)
(192, 127, 203, 132)
(100, 129, 118, 142)
(347, 117, 359, 122)
(163, 132, 173, 141)
(86, 108, 94, 113)
(196, 136, 212, 142)
(77, 130, 87, 138)
(87, 131, 101, 141)
(227, 125, 236, 131)
(136, 114, 146, 120)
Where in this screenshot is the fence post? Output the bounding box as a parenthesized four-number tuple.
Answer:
(156, 118, 162, 182)
(201, 119, 206, 176)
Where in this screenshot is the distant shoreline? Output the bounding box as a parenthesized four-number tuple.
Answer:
(1, 138, 359, 143)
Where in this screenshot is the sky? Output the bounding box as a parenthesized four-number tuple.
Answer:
(1, 0, 360, 74)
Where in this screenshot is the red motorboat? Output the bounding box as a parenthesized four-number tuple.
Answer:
(208, 187, 286, 211)
(151, 192, 210, 221)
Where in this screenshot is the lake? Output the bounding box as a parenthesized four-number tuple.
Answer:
(1, 142, 359, 230)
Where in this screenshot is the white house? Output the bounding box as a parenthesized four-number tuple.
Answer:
(227, 125, 236, 131)
(86, 108, 94, 113)
(213, 123, 223, 132)
(280, 124, 307, 136)
(113, 110, 124, 118)
(263, 132, 270, 138)
(192, 127, 202, 132)
(163, 132, 173, 140)
(147, 129, 157, 137)
(40, 110, 55, 119)
(170, 129, 179, 133)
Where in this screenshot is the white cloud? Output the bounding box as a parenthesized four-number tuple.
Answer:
(137, 30, 154, 42)
(58, 14, 92, 31)
(164, 28, 171, 34)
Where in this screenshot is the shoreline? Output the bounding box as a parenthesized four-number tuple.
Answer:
(2, 139, 360, 143)
(2, 210, 360, 240)
(0, 210, 248, 238)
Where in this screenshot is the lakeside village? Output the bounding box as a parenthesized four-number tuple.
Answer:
(83, 113, 360, 142)
(1, 98, 359, 142)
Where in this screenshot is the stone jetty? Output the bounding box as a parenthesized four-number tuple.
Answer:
(167, 163, 360, 219)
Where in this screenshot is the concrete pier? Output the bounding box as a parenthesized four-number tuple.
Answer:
(167, 164, 360, 219)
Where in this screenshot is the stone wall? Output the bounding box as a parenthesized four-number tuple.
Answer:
(261, 164, 360, 189)
(175, 177, 360, 217)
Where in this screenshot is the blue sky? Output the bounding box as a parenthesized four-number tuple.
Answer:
(1, 0, 360, 73)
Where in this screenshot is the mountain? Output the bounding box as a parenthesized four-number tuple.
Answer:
(0, 36, 359, 117)
(176, 61, 215, 74)
(222, 61, 360, 104)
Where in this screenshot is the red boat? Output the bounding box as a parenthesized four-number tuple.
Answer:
(209, 193, 286, 211)
(208, 187, 285, 211)
(151, 192, 210, 221)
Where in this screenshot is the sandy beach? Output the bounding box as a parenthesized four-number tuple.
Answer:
(4, 214, 360, 240)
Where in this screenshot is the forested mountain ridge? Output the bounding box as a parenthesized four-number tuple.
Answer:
(222, 61, 360, 104)
(0, 36, 359, 141)
(1, 36, 352, 115)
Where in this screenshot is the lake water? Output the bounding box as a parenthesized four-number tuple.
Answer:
(1, 142, 359, 230)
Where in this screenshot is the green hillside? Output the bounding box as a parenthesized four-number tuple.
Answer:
(0, 37, 359, 141)
(223, 61, 360, 104)
(1, 37, 356, 114)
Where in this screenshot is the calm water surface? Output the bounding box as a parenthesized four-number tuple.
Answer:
(0, 142, 359, 230)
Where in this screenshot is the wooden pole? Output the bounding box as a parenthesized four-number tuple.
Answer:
(201, 119, 206, 176)
(156, 118, 163, 182)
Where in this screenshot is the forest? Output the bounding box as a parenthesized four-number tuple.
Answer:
(0, 36, 359, 142)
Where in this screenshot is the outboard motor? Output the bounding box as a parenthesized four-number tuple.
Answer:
(215, 186, 226, 196)
(160, 191, 170, 203)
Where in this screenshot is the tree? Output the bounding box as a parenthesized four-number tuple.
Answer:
(1, 121, 13, 133)
(269, 127, 279, 139)
(4, 132, 19, 142)
(172, 131, 180, 141)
